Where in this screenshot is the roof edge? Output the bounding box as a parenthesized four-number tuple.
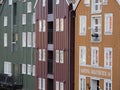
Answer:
(72, 0, 80, 10)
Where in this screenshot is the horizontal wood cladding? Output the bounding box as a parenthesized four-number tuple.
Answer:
(75, 0, 120, 90)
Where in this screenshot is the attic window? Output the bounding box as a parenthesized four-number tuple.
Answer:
(102, 0, 108, 5)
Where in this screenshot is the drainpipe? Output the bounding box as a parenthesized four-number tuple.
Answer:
(68, 4, 73, 90)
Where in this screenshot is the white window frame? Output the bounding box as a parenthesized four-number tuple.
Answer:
(27, 2, 32, 13)
(102, 0, 108, 5)
(27, 64, 31, 75)
(91, 15, 102, 42)
(84, 0, 90, 6)
(39, 20, 42, 32)
(60, 18, 64, 31)
(79, 46, 86, 65)
(56, 0, 60, 4)
(79, 76, 86, 90)
(104, 13, 113, 35)
(32, 13, 35, 24)
(56, 50, 59, 63)
(38, 78, 45, 90)
(56, 18, 59, 31)
(104, 48, 112, 68)
(32, 65, 35, 76)
(60, 82, 64, 90)
(22, 14, 26, 25)
(4, 33, 7, 47)
(56, 81, 59, 90)
(9, 0, 12, 5)
(91, 47, 99, 66)
(33, 32, 35, 48)
(60, 50, 64, 64)
(27, 32, 32, 47)
(22, 32, 26, 47)
(43, 49, 46, 61)
(104, 79, 112, 90)
(39, 49, 42, 61)
(79, 15, 86, 36)
(92, 0, 102, 14)
(4, 16, 8, 27)
(42, 0, 46, 7)
(4, 62, 12, 76)
(22, 64, 26, 74)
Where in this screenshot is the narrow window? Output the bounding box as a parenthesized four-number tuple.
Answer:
(32, 65, 35, 76)
(22, 32, 26, 47)
(43, 49, 46, 61)
(56, 18, 59, 31)
(27, 2, 32, 13)
(4, 33, 7, 47)
(79, 76, 86, 90)
(27, 32, 32, 47)
(39, 20, 42, 32)
(79, 15, 86, 35)
(84, 0, 90, 6)
(92, 0, 102, 13)
(60, 82, 64, 90)
(4, 62, 12, 76)
(56, 50, 59, 63)
(60, 50, 64, 63)
(33, 32, 35, 47)
(91, 47, 99, 66)
(104, 80, 112, 90)
(56, 0, 60, 4)
(27, 64, 31, 75)
(22, 64, 26, 74)
(42, 0, 46, 7)
(60, 18, 64, 31)
(79, 46, 86, 65)
(9, 0, 12, 5)
(22, 14, 26, 25)
(43, 20, 46, 32)
(4, 16, 8, 26)
(39, 49, 42, 61)
(104, 13, 113, 35)
(32, 13, 35, 24)
(56, 81, 59, 90)
(104, 48, 112, 67)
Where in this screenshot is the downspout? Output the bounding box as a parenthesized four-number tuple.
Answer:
(68, 4, 73, 90)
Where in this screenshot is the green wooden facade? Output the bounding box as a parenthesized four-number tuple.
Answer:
(0, 0, 35, 90)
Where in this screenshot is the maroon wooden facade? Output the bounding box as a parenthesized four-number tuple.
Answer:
(35, 0, 75, 90)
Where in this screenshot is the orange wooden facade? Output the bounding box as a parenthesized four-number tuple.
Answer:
(75, 0, 120, 90)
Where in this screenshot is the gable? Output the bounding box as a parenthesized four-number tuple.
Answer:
(72, 0, 80, 10)
(116, 0, 120, 5)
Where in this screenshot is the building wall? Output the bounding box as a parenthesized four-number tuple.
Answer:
(35, 0, 74, 90)
(0, 0, 35, 90)
(75, 0, 120, 90)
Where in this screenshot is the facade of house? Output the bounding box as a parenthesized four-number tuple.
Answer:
(0, 0, 35, 90)
(74, 0, 120, 90)
(35, 0, 75, 90)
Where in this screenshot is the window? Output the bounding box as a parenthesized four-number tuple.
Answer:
(104, 80, 112, 90)
(56, 18, 59, 31)
(27, 32, 32, 47)
(38, 78, 45, 90)
(104, 13, 113, 35)
(4, 33, 7, 47)
(43, 20, 46, 32)
(39, 49, 42, 61)
(22, 14, 26, 25)
(33, 13, 35, 24)
(79, 76, 86, 90)
(27, 64, 31, 75)
(60, 82, 64, 90)
(43, 49, 46, 61)
(79, 15, 86, 36)
(60, 50, 64, 63)
(4, 62, 12, 76)
(32, 65, 35, 76)
(91, 47, 99, 66)
(56, 50, 59, 63)
(103, 0, 108, 5)
(91, 15, 101, 42)
(92, 0, 102, 13)
(104, 48, 112, 67)
(56, 0, 60, 4)
(42, 0, 46, 7)
(60, 18, 64, 31)
(56, 81, 59, 90)
(79, 46, 86, 65)
(4, 16, 8, 26)
(9, 0, 12, 5)
(27, 2, 32, 13)
(39, 49, 46, 61)
(39, 20, 42, 32)
(22, 64, 26, 74)
(22, 32, 26, 47)
(84, 0, 90, 6)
